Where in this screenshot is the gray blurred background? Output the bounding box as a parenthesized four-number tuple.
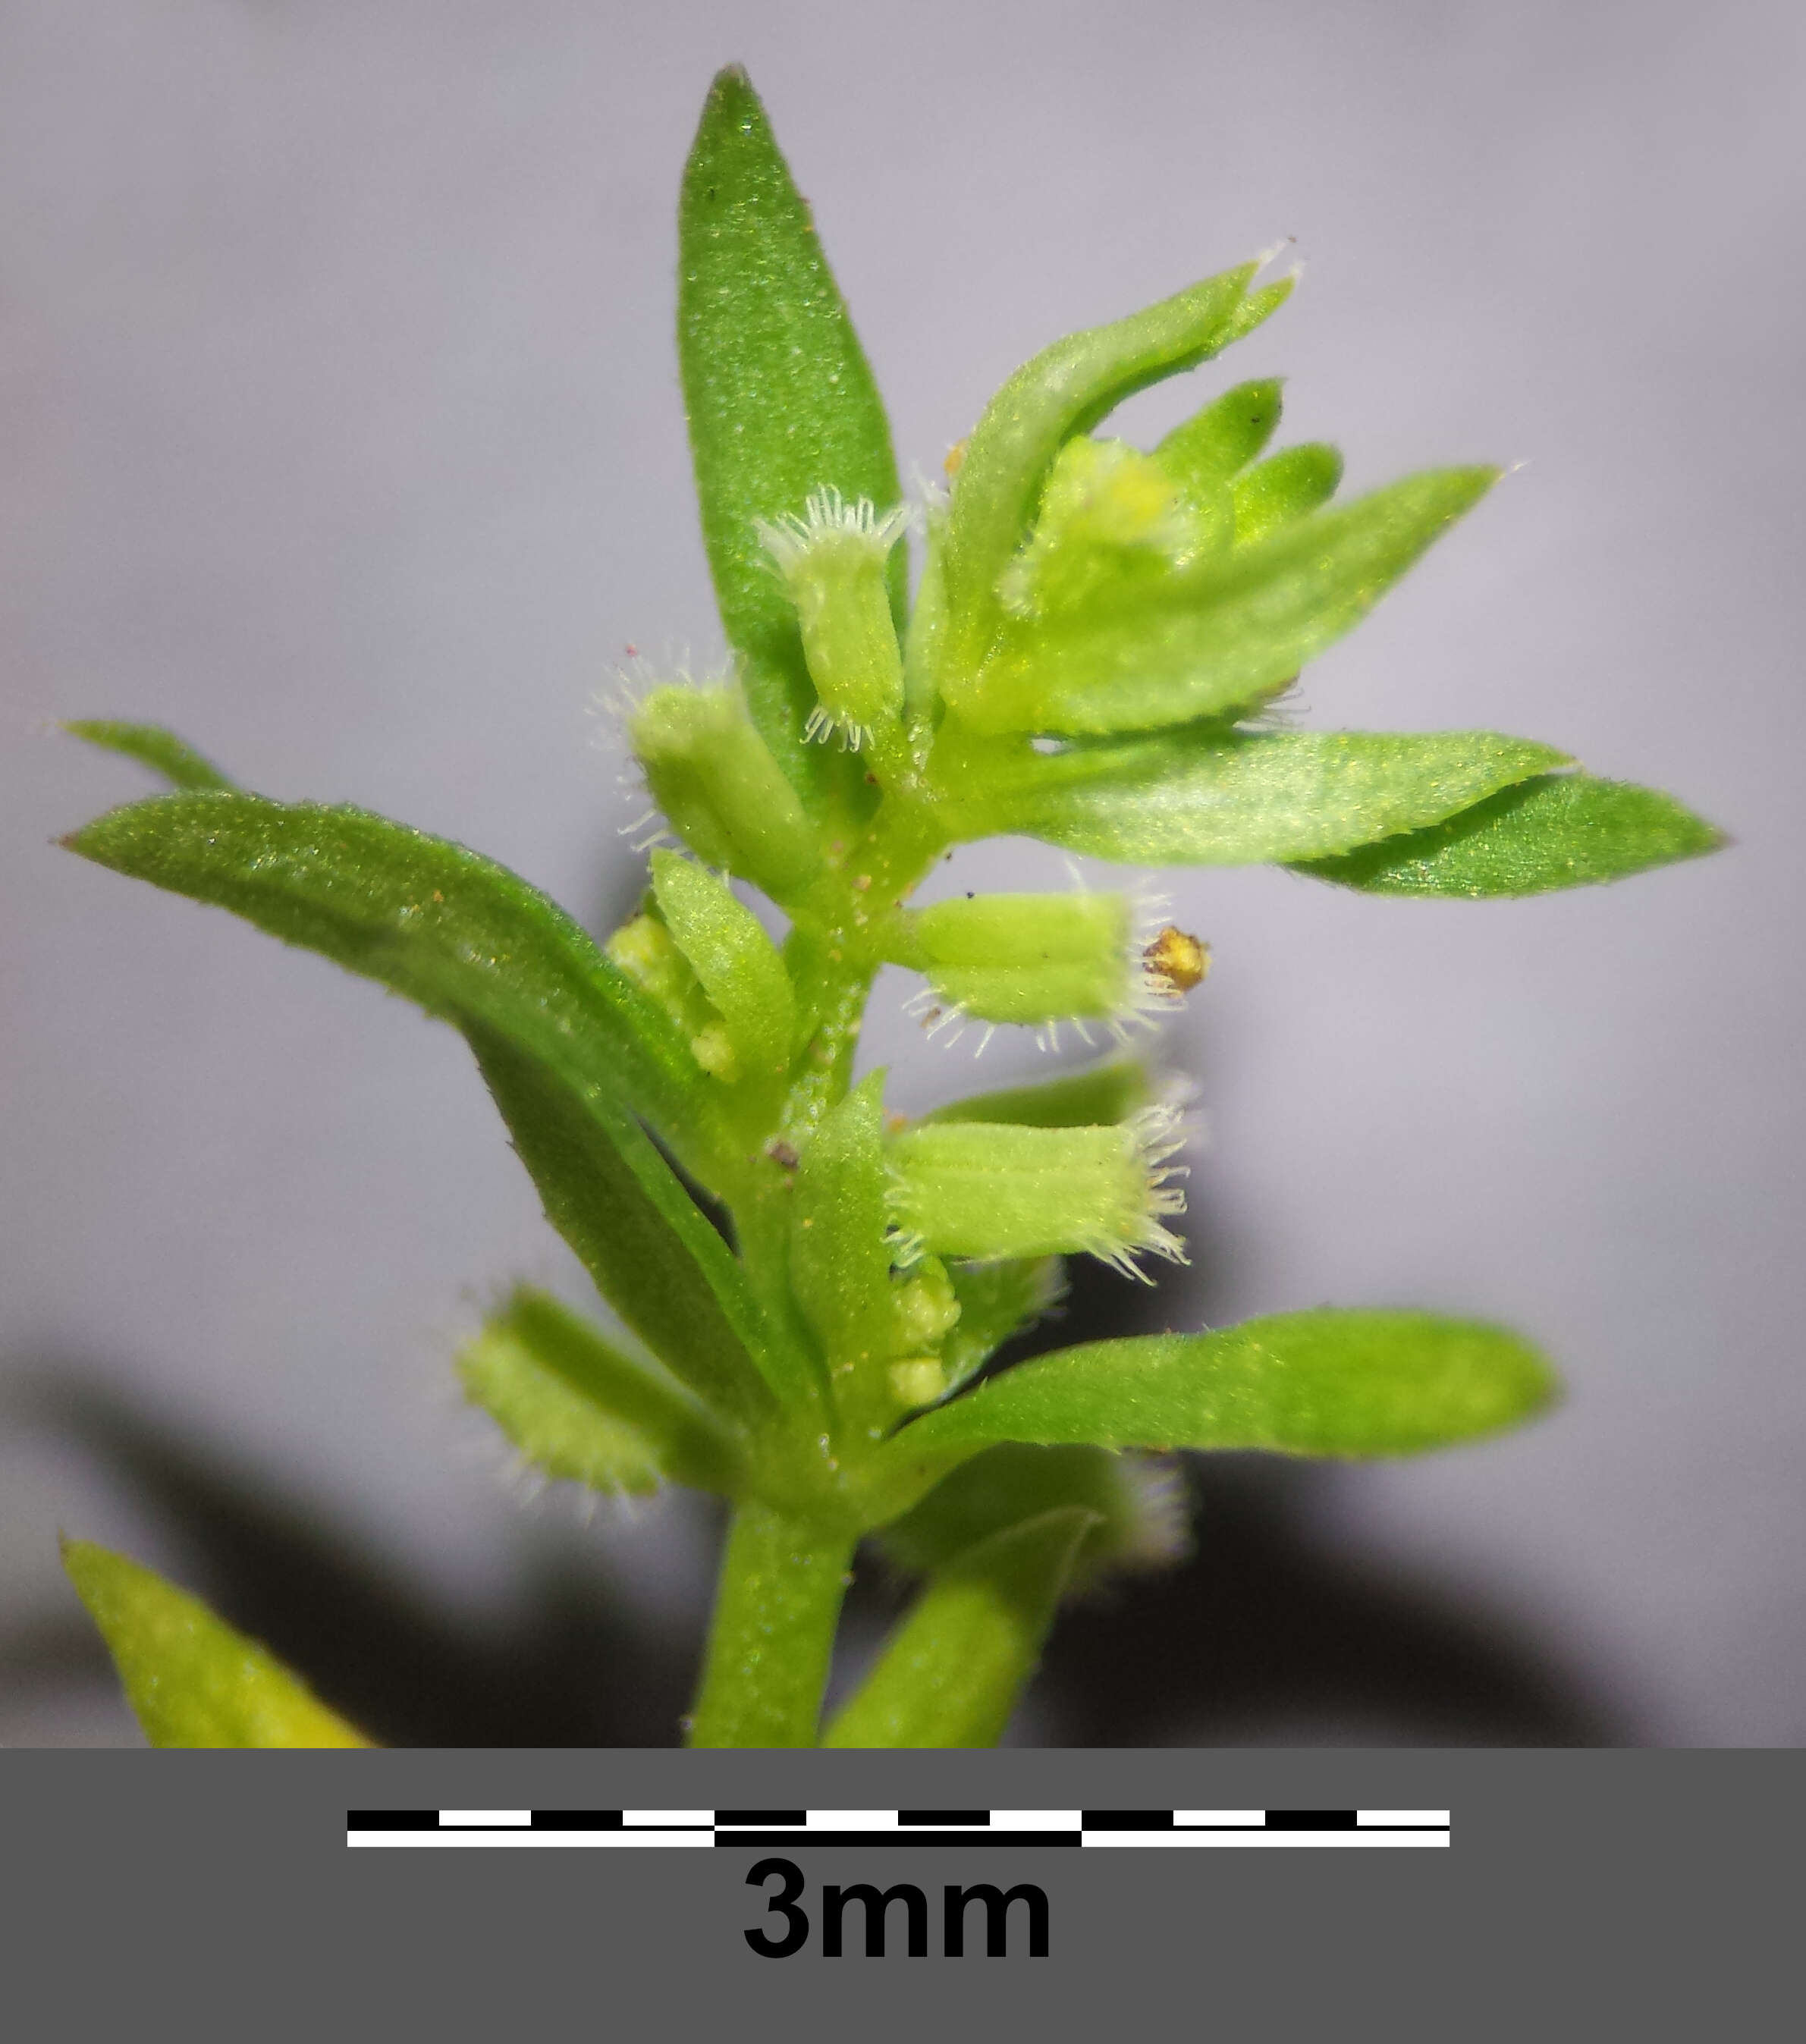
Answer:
(3, 0, 1801, 1746)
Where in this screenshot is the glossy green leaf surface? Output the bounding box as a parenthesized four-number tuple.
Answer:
(896, 1308, 1558, 1458)
(941, 263, 1290, 672)
(63, 1540, 371, 1748)
(1297, 771, 1726, 896)
(458, 1286, 741, 1496)
(823, 1508, 1095, 1747)
(955, 466, 1497, 735)
(64, 720, 239, 792)
(650, 851, 796, 1079)
(985, 728, 1570, 864)
(678, 67, 903, 815)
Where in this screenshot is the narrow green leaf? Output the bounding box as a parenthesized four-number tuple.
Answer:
(63, 793, 705, 1135)
(1297, 772, 1727, 896)
(790, 1070, 895, 1376)
(62, 1540, 372, 1748)
(458, 1286, 742, 1496)
(650, 851, 795, 1079)
(678, 66, 904, 817)
(955, 466, 1498, 736)
(64, 793, 790, 1419)
(822, 1508, 1095, 1747)
(63, 720, 239, 792)
(941, 264, 1292, 673)
(469, 1030, 790, 1421)
(894, 1308, 1559, 1458)
(880, 1443, 1185, 1584)
(1231, 441, 1343, 545)
(922, 1053, 1151, 1129)
(1155, 377, 1284, 495)
(983, 728, 1571, 865)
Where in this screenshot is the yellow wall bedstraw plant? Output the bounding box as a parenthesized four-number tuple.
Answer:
(56, 67, 1722, 1748)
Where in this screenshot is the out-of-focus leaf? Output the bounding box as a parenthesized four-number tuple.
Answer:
(62, 1540, 371, 1748)
(939, 1257, 1066, 1392)
(892, 1308, 1558, 1459)
(1297, 772, 1726, 896)
(922, 1054, 1151, 1129)
(981, 728, 1570, 864)
(458, 1286, 742, 1496)
(1230, 441, 1343, 545)
(650, 851, 795, 1079)
(940, 263, 1291, 673)
(953, 466, 1498, 736)
(822, 1508, 1095, 1747)
(63, 720, 239, 792)
(678, 67, 903, 818)
(879, 1443, 1186, 1584)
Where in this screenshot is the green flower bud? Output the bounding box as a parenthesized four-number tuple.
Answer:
(997, 438, 1191, 619)
(900, 891, 1201, 1046)
(605, 911, 743, 1084)
(887, 1109, 1187, 1279)
(756, 489, 910, 749)
(628, 683, 820, 898)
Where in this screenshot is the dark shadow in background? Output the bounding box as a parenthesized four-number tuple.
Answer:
(8, 1318, 1625, 1744)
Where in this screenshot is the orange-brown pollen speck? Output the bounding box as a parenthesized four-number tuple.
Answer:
(943, 438, 969, 480)
(1144, 925, 1210, 993)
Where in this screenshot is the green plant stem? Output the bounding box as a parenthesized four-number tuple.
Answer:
(686, 1499, 858, 1747)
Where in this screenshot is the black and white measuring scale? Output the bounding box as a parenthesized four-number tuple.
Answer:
(347, 1808, 1450, 1848)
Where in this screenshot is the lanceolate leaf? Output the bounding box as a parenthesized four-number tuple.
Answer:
(823, 1507, 1095, 1748)
(64, 720, 239, 792)
(1230, 441, 1343, 545)
(459, 1286, 741, 1496)
(469, 1031, 790, 1421)
(941, 264, 1290, 677)
(1155, 377, 1284, 495)
(893, 1308, 1558, 1459)
(678, 66, 904, 817)
(65, 793, 790, 1419)
(953, 466, 1498, 736)
(63, 1540, 371, 1748)
(63, 793, 705, 1136)
(975, 728, 1571, 865)
(1296, 772, 1726, 896)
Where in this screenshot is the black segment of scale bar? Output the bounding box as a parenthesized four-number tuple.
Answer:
(347, 1810, 438, 1830)
(897, 1810, 991, 1826)
(530, 1811, 624, 1830)
(715, 1829, 1079, 1850)
(1263, 1810, 1358, 1830)
(715, 1810, 806, 1827)
(1080, 1810, 1174, 1831)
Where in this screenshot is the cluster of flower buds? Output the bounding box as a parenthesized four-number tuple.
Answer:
(611, 244, 1500, 1440)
